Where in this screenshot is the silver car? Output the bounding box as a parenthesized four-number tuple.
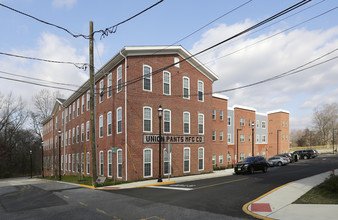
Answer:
(268, 156, 288, 166)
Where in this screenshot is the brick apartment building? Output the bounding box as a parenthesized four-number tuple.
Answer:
(42, 46, 289, 181)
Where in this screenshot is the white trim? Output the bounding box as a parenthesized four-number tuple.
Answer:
(197, 80, 204, 102)
(198, 113, 204, 135)
(233, 105, 256, 112)
(107, 150, 112, 177)
(183, 111, 190, 134)
(99, 115, 103, 138)
(99, 151, 104, 176)
(117, 149, 123, 179)
(143, 106, 153, 133)
(183, 147, 190, 173)
(182, 76, 190, 99)
(107, 111, 112, 136)
(198, 147, 204, 171)
(143, 64, 152, 92)
(107, 72, 112, 98)
(212, 93, 229, 100)
(163, 71, 171, 95)
(117, 65, 122, 93)
(116, 107, 122, 134)
(267, 109, 290, 114)
(163, 109, 171, 134)
(143, 148, 153, 178)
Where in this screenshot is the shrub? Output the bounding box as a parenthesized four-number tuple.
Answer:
(320, 174, 338, 193)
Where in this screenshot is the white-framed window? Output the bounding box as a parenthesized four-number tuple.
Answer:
(174, 57, 180, 68)
(64, 131, 67, 146)
(282, 134, 285, 141)
(212, 130, 216, 141)
(240, 118, 245, 126)
(99, 80, 104, 103)
(99, 115, 103, 138)
(72, 154, 75, 172)
(117, 149, 122, 178)
(72, 128, 75, 144)
(163, 109, 171, 133)
(212, 155, 216, 165)
(64, 154, 67, 171)
(81, 123, 84, 142)
(198, 80, 204, 102)
(77, 99, 80, 116)
(107, 111, 112, 136)
(227, 153, 231, 162)
(143, 65, 152, 91)
(76, 125, 79, 143)
(228, 116, 231, 126)
(219, 155, 223, 164)
(69, 154, 71, 172)
(262, 121, 266, 129)
(212, 109, 216, 120)
(220, 131, 224, 141)
(285, 121, 288, 127)
(143, 148, 152, 178)
(256, 120, 259, 128)
(262, 135, 266, 143)
(256, 135, 260, 143)
(107, 150, 112, 177)
(163, 148, 171, 175)
(69, 105, 72, 121)
(228, 133, 231, 143)
(198, 147, 204, 171)
(117, 65, 122, 93)
(55, 116, 58, 129)
(86, 121, 90, 141)
(240, 153, 245, 161)
(81, 95, 85, 113)
(282, 121, 285, 127)
(65, 108, 68, 122)
(61, 112, 64, 126)
(183, 76, 190, 99)
(240, 134, 245, 142)
(143, 107, 152, 132)
(183, 147, 190, 173)
(76, 153, 80, 173)
(183, 112, 190, 134)
(86, 152, 90, 174)
(86, 90, 90, 111)
(163, 71, 171, 95)
(99, 151, 104, 176)
(108, 73, 112, 98)
(286, 134, 288, 141)
(61, 155, 63, 170)
(198, 113, 204, 135)
(68, 129, 71, 145)
(81, 152, 84, 174)
(72, 103, 75, 119)
(220, 110, 223, 120)
(117, 107, 122, 134)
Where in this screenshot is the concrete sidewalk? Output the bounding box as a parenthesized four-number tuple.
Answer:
(244, 169, 338, 220)
(99, 168, 235, 190)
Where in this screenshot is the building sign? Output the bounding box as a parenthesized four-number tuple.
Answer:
(143, 134, 204, 144)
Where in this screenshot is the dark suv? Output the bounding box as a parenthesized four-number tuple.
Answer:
(293, 150, 314, 159)
(235, 156, 269, 174)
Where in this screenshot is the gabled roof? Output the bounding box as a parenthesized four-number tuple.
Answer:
(41, 98, 65, 125)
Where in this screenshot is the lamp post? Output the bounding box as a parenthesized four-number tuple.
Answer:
(158, 105, 163, 182)
(41, 141, 44, 178)
(236, 128, 242, 163)
(277, 130, 281, 155)
(30, 150, 32, 178)
(252, 122, 255, 157)
(58, 129, 62, 181)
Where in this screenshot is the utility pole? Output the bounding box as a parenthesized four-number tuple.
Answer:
(89, 21, 97, 187)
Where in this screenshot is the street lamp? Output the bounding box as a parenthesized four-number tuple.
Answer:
(236, 128, 242, 163)
(41, 141, 44, 178)
(277, 130, 281, 155)
(58, 129, 62, 181)
(30, 150, 32, 178)
(252, 122, 255, 157)
(158, 105, 163, 183)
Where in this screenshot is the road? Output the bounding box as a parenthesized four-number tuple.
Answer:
(1, 154, 337, 220)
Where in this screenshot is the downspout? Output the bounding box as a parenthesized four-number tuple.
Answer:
(120, 51, 128, 181)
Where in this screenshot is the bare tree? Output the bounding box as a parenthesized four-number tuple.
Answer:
(313, 103, 338, 145)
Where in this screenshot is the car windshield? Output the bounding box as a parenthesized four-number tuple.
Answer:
(243, 157, 255, 163)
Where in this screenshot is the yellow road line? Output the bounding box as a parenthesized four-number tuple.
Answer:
(79, 184, 96, 189)
(137, 181, 175, 188)
(96, 208, 107, 215)
(194, 178, 248, 190)
(63, 195, 70, 199)
(242, 182, 291, 220)
(79, 201, 88, 207)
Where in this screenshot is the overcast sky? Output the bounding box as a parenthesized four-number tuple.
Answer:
(0, 0, 337, 130)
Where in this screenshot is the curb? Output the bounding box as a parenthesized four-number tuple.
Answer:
(136, 181, 175, 188)
(242, 182, 291, 220)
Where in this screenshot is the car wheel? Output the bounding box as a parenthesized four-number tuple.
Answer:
(278, 162, 282, 166)
(263, 166, 267, 173)
(304, 155, 308, 159)
(249, 166, 254, 174)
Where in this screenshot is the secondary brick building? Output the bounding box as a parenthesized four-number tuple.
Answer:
(42, 46, 289, 181)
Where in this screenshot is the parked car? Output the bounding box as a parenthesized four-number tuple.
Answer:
(292, 151, 300, 162)
(268, 156, 288, 166)
(277, 153, 294, 163)
(293, 150, 313, 159)
(235, 156, 269, 174)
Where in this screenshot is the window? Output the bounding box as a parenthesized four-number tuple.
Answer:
(108, 73, 112, 97)
(69, 105, 72, 121)
(99, 115, 103, 138)
(99, 80, 104, 103)
(219, 155, 223, 164)
(227, 153, 231, 162)
(76, 153, 79, 172)
(212, 109, 216, 120)
(68, 154, 71, 172)
(240, 153, 245, 161)
(81, 153, 84, 174)
(282, 134, 285, 141)
(86, 121, 90, 141)
(183, 77, 190, 99)
(256, 120, 259, 128)
(86, 152, 90, 174)
(99, 151, 104, 176)
(228, 116, 231, 126)
(240, 134, 245, 142)
(220, 110, 223, 120)
(183, 112, 190, 134)
(61, 112, 64, 126)
(65, 108, 68, 122)
(198, 147, 204, 171)
(107, 111, 112, 136)
(174, 57, 180, 68)
(117, 66, 122, 93)
(163, 71, 171, 95)
(76, 125, 79, 143)
(117, 149, 122, 178)
(198, 113, 204, 135)
(163, 109, 171, 133)
(81, 123, 84, 142)
(117, 107, 122, 134)
(212, 155, 216, 165)
(262, 135, 266, 143)
(183, 147, 190, 173)
(256, 135, 260, 143)
(143, 65, 152, 91)
(212, 130, 216, 141)
(72, 154, 75, 172)
(81, 95, 85, 113)
(286, 134, 288, 141)
(143, 148, 152, 177)
(198, 80, 204, 102)
(108, 150, 112, 177)
(86, 90, 90, 111)
(55, 116, 58, 129)
(282, 121, 285, 127)
(72, 128, 75, 144)
(61, 155, 63, 170)
(73, 103, 75, 119)
(262, 121, 266, 129)
(220, 131, 224, 141)
(64, 132, 67, 146)
(143, 107, 152, 132)
(68, 129, 71, 145)
(240, 118, 245, 126)
(163, 149, 171, 175)
(285, 121, 288, 127)
(228, 133, 231, 143)
(65, 154, 67, 171)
